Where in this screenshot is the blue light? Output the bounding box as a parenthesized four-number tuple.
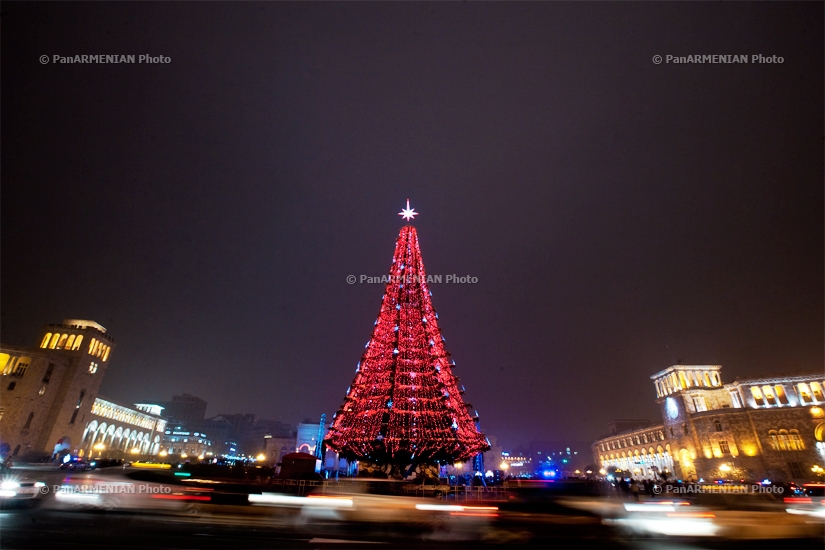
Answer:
(543, 470, 552, 477)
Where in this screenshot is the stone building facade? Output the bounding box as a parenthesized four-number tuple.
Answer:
(0, 320, 115, 461)
(593, 365, 825, 482)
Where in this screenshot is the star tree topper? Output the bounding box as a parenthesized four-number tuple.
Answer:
(398, 199, 419, 221)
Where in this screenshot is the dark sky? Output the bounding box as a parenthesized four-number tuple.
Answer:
(2, 2, 822, 450)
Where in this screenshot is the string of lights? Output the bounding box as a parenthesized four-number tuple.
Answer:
(325, 223, 489, 466)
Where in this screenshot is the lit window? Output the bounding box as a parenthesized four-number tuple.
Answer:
(787, 430, 805, 451)
(718, 440, 730, 454)
(762, 386, 776, 405)
(88, 362, 98, 374)
(41, 333, 52, 348)
(774, 385, 789, 405)
(66, 334, 76, 350)
(72, 335, 83, 350)
(812, 382, 824, 402)
(798, 383, 813, 404)
(38, 386, 46, 395)
(751, 387, 765, 406)
(48, 333, 60, 349)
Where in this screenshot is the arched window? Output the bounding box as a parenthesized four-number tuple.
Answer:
(787, 430, 805, 451)
(88, 338, 97, 355)
(102, 347, 110, 362)
(56, 334, 69, 349)
(41, 333, 52, 348)
(23, 412, 35, 429)
(48, 333, 60, 349)
(72, 335, 83, 350)
(714, 419, 722, 432)
(65, 335, 76, 350)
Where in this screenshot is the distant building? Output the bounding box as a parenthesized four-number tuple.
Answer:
(162, 393, 207, 425)
(161, 424, 213, 459)
(529, 441, 591, 478)
(296, 420, 326, 455)
(264, 435, 296, 467)
(0, 320, 116, 460)
(199, 415, 237, 456)
(593, 365, 825, 482)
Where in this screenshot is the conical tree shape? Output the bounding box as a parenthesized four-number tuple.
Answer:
(325, 225, 489, 466)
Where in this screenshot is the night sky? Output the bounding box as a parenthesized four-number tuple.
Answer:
(2, 2, 822, 450)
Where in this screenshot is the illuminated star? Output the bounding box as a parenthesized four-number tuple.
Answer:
(398, 199, 418, 221)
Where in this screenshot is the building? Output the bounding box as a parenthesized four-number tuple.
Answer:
(0, 320, 116, 460)
(161, 393, 207, 425)
(296, 420, 326, 455)
(160, 424, 213, 459)
(80, 397, 166, 458)
(593, 365, 825, 483)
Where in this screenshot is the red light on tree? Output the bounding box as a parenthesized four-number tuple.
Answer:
(325, 223, 489, 467)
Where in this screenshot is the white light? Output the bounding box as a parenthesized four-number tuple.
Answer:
(415, 504, 464, 511)
(1, 481, 20, 491)
(398, 199, 419, 221)
(0, 490, 17, 498)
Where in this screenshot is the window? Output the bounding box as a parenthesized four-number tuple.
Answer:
(88, 362, 98, 374)
(9, 359, 30, 378)
(762, 386, 777, 405)
(812, 382, 824, 402)
(751, 387, 765, 406)
(788, 462, 805, 478)
(38, 386, 46, 395)
(0, 408, 4, 421)
(730, 392, 743, 408)
(65, 334, 76, 350)
(798, 383, 813, 404)
(718, 440, 730, 454)
(774, 385, 789, 405)
(40, 333, 52, 348)
(6, 382, 15, 391)
(69, 390, 85, 424)
(787, 430, 805, 451)
(71, 335, 83, 350)
(42, 364, 55, 384)
(714, 419, 723, 432)
(23, 412, 34, 429)
(693, 397, 707, 412)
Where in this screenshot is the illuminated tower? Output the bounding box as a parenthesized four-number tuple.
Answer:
(325, 201, 489, 469)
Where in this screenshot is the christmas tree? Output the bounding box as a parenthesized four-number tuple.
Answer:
(325, 201, 489, 469)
